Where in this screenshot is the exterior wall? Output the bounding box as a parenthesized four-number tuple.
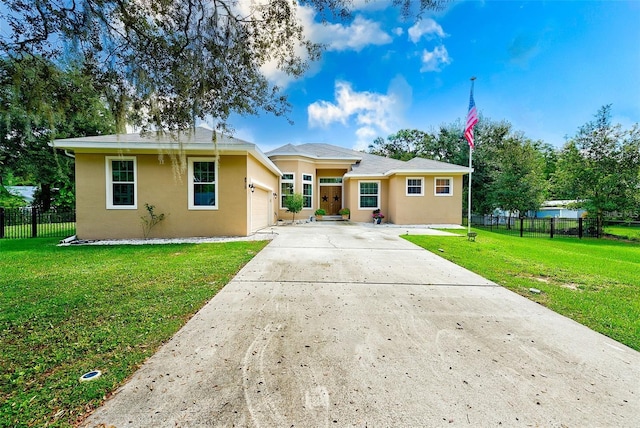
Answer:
(246, 153, 279, 227)
(346, 177, 390, 223)
(74, 153, 250, 239)
(344, 175, 463, 225)
(387, 175, 464, 225)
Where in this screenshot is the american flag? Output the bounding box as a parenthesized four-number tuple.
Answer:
(464, 83, 478, 149)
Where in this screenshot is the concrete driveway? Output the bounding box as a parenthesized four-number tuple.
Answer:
(83, 222, 640, 427)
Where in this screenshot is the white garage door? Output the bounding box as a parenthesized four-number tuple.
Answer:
(251, 188, 270, 232)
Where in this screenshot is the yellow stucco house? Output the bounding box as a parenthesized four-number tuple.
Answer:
(53, 127, 469, 239)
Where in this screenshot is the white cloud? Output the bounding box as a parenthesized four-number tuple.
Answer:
(354, 127, 378, 151)
(308, 81, 396, 130)
(420, 45, 451, 72)
(308, 78, 412, 149)
(253, 1, 392, 87)
(393, 27, 404, 36)
(407, 18, 446, 43)
(311, 15, 392, 52)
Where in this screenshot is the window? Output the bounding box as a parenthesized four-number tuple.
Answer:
(188, 158, 217, 209)
(106, 156, 137, 209)
(280, 173, 294, 208)
(435, 177, 453, 196)
(359, 181, 379, 209)
(406, 178, 424, 196)
(319, 177, 343, 184)
(303, 174, 313, 208)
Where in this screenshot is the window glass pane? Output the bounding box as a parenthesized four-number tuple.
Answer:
(194, 183, 216, 206)
(281, 182, 293, 195)
(303, 183, 312, 196)
(193, 162, 215, 182)
(303, 174, 312, 181)
(281, 182, 294, 207)
(319, 178, 342, 184)
(360, 196, 378, 208)
(303, 183, 312, 208)
(359, 182, 379, 208)
(113, 183, 134, 205)
(435, 178, 451, 194)
(282, 173, 294, 180)
(112, 160, 134, 182)
(360, 182, 378, 195)
(407, 179, 422, 194)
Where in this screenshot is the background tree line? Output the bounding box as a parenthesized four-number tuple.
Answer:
(368, 105, 640, 225)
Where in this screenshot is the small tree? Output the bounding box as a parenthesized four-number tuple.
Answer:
(489, 135, 546, 223)
(140, 203, 166, 238)
(284, 193, 304, 223)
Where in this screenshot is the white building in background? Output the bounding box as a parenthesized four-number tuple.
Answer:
(531, 200, 586, 219)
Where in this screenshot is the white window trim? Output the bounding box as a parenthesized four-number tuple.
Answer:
(188, 157, 218, 210)
(105, 156, 137, 210)
(358, 180, 380, 210)
(406, 177, 424, 197)
(280, 172, 295, 209)
(302, 173, 313, 209)
(434, 176, 453, 196)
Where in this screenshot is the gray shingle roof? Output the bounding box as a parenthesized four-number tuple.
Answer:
(52, 126, 281, 175)
(267, 143, 468, 176)
(267, 143, 362, 160)
(53, 126, 250, 146)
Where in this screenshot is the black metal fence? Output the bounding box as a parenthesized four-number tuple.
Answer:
(468, 215, 600, 239)
(0, 206, 76, 239)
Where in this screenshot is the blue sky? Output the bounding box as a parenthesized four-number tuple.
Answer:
(224, 0, 640, 152)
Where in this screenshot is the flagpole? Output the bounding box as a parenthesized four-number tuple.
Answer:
(468, 138, 473, 236)
(466, 76, 477, 236)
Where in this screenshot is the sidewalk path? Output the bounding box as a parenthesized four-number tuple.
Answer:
(83, 223, 640, 427)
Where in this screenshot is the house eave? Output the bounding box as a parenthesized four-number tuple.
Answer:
(345, 168, 471, 179)
(385, 168, 471, 176)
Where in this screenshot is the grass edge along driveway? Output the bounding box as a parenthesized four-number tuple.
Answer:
(404, 230, 640, 354)
(0, 238, 269, 428)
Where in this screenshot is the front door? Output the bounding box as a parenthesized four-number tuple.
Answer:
(320, 186, 342, 215)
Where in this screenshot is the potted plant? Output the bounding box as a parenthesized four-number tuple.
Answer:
(339, 208, 350, 220)
(314, 208, 326, 220)
(372, 209, 384, 224)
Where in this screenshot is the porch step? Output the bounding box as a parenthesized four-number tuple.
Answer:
(317, 215, 344, 221)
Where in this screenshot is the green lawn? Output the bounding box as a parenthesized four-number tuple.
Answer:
(0, 238, 269, 427)
(404, 230, 640, 352)
(604, 224, 640, 242)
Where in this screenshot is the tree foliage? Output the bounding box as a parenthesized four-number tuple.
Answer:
(0, 0, 448, 134)
(368, 127, 464, 162)
(552, 105, 640, 223)
(284, 192, 304, 222)
(0, 56, 115, 209)
(487, 135, 546, 218)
